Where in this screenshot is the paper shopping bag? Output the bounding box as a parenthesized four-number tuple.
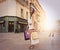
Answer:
(31, 31, 39, 40)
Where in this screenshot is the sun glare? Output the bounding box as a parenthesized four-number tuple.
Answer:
(44, 20, 53, 30)
(42, 17, 55, 31)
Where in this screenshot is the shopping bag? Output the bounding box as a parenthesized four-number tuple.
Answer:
(24, 30, 30, 40)
(31, 31, 39, 40)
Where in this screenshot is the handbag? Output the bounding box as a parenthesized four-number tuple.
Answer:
(31, 31, 39, 40)
(24, 30, 30, 40)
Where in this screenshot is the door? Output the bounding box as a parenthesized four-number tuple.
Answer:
(8, 21, 14, 32)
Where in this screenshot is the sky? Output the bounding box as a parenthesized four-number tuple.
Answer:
(38, 0, 60, 30)
(38, 0, 60, 22)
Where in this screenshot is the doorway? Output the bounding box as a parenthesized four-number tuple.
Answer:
(8, 21, 14, 32)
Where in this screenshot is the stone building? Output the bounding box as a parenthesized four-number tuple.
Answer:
(0, 0, 46, 33)
(0, 0, 30, 32)
(55, 20, 60, 33)
(28, 0, 46, 32)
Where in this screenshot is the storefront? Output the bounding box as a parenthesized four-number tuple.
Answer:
(0, 16, 28, 33)
(0, 17, 5, 32)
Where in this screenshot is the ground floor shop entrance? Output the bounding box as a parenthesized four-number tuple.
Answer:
(0, 16, 28, 33)
(8, 21, 14, 32)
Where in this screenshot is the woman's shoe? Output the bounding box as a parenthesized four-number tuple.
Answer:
(29, 45, 35, 49)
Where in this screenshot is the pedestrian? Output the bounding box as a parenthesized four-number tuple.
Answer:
(15, 28, 19, 33)
(52, 33, 54, 37)
(49, 32, 54, 42)
(28, 29, 39, 49)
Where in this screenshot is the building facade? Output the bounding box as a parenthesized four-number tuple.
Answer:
(0, 0, 30, 32)
(55, 20, 60, 33)
(28, 0, 46, 32)
(0, 0, 46, 33)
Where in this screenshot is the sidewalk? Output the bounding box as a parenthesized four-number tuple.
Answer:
(0, 32, 60, 50)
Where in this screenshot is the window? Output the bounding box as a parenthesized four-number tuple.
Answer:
(23, 0, 27, 2)
(26, 12, 28, 19)
(25, 0, 28, 5)
(22, 0, 25, 1)
(22, 0, 28, 5)
(21, 9, 23, 17)
(0, 0, 6, 3)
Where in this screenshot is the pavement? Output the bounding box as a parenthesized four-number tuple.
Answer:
(0, 32, 60, 50)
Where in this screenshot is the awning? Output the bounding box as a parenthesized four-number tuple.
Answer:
(0, 17, 4, 23)
(18, 21, 28, 24)
(0, 21, 4, 23)
(0, 17, 4, 21)
(18, 18, 28, 24)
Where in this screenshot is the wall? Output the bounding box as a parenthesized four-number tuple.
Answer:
(16, 1, 30, 20)
(0, 0, 16, 17)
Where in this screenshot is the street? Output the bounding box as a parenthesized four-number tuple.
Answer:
(0, 32, 60, 50)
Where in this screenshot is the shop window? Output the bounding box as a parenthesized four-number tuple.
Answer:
(3, 21, 5, 27)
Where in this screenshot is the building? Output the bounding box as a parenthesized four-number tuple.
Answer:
(55, 20, 60, 33)
(28, 0, 46, 33)
(0, 0, 30, 32)
(0, 0, 46, 33)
